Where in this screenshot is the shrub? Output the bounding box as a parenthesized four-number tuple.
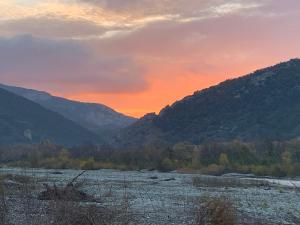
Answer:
(195, 197, 237, 225)
(250, 165, 269, 176)
(50, 201, 114, 225)
(200, 164, 225, 176)
(158, 158, 175, 172)
(0, 176, 8, 225)
(81, 158, 97, 170)
(291, 163, 300, 176)
(269, 165, 287, 177)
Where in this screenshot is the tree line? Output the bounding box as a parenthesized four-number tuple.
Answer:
(1, 139, 300, 177)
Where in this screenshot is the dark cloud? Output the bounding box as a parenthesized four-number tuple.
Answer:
(0, 35, 148, 94)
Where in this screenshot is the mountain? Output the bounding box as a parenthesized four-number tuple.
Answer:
(117, 59, 300, 148)
(0, 84, 137, 135)
(0, 87, 100, 146)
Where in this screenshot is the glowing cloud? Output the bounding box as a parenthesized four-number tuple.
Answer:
(0, 0, 299, 117)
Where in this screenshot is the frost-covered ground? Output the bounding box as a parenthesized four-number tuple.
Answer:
(0, 168, 299, 225)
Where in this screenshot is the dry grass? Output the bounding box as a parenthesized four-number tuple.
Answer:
(195, 197, 237, 225)
(0, 172, 135, 225)
(291, 215, 300, 225)
(49, 201, 114, 225)
(0, 176, 9, 225)
(192, 176, 269, 188)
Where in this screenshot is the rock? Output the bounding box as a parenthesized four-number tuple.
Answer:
(51, 171, 63, 175)
(222, 173, 255, 178)
(163, 178, 175, 181)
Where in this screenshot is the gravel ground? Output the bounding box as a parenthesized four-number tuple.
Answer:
(0, 168, 299, 225)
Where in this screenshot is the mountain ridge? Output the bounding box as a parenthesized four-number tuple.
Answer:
(116, 58, 300, 148)
(0, 84, 137, 134)
(0, 87, 101, 146)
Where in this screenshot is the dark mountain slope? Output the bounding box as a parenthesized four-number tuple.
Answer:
(0, 84, 137, 134)
(118, 59, 300, 147)
(0, 87, 100, 146)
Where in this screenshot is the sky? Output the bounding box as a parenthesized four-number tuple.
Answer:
(0, 0, 300, 117)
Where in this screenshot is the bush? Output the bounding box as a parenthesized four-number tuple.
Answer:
(200, 164, 225, 176)
(250, 165, 269, 176)
(195, 197, 237, 225)
(0, 176, 8, 225)
(50, 201, 113, 225)
(291, 163, 300, 176)
(158, 158, 175, 172)
(81, 158, 97, 170)
(269, 165, 287, 177)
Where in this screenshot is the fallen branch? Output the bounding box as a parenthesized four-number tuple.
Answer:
(39, 171, 101, 203)
(66, 171, 86, 188)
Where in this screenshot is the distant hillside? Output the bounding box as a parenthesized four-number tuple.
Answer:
(0, 84, 137, 134)
(117, 59, 300, 148)
(0, 87, 100, 146)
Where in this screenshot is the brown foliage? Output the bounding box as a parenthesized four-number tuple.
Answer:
(49, 201, 114, 225)
(195, 197, 237, 225)
(0, 172, 135, 225)
(0, 177, 8, 225)
(38, 171, 100, 203)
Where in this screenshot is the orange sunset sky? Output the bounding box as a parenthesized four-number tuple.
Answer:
(0, 0, 300, 117)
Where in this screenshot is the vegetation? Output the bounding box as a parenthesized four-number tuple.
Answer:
(0, 87, 100, 146)
(1, 138, 300, 177)
(0, 172, 134, 225)
(0, 83, 136, 135)
(117, 59, 300, 148)
(0, 171, 278, 225)
(195, 197, 237, 225)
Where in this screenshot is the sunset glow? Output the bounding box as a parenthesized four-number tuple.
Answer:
(0, 0, 300, 117)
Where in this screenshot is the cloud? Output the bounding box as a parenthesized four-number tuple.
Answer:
(0, 0, 268, 40)
(0, 17, 108, 39)
(0, 0, 300, 117)
(0, 35, 148, 94)
(79, 0, 267, 20)
(86, 0, 300, 80)
(211, 2, 262, 15)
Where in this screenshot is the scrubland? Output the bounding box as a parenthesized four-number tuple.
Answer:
(0, 168, 299, 225)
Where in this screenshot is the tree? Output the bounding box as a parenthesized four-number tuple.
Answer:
(82, 158, 96, 170)
(191, 149, 202, 169)
(219, 153, 230, 167)
(281, 151, 292, 165)
(281, 151, 293, 175)
(59, 149, 70, 160)
(173, 142, 194, 162)
(158, 158, 175, 172)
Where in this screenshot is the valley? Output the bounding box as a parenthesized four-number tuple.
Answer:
(1, 2, 300, 224)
